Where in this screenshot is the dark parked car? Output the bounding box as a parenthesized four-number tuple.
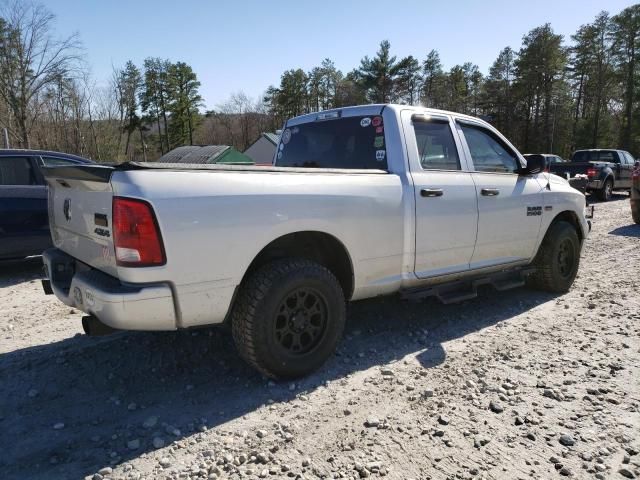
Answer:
(523, 153, 567, 172)
(0, 149, 93, 261)
(632, 161, 640, 224)
(549, 149, 635, 201)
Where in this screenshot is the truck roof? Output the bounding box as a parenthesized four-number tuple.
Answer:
(284, 104, 495, 130)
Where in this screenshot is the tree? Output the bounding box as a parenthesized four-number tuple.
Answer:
(610, 5, 640, 151)
(421, 50, 445, 108)
(569, 12, 616, 149)
(515, 24, 567, 152)
(167, 61, 203, 147)
(114, 61, 143, 158)
(395, 55, 421, 105)
(141, 57, 171, 154)
(484, 47, 517, 136)
(0, 1, 81, 147)
(355, 40, 404, 103)
(264, 69, 308, 122)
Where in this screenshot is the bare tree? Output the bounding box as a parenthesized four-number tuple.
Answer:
(0, 1, 82, 148)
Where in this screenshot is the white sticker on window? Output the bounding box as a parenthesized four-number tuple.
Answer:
(360, 117, 371, 128)
(281, 128, 292, 145)
(376, 150, 386, 162)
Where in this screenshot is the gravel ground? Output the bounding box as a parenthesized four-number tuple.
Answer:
(1, 193, 639, 480)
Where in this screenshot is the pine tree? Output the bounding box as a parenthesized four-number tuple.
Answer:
(355, 40, 403, 103)
(167, 62, 203, 147)
(610, 5, 640, 151)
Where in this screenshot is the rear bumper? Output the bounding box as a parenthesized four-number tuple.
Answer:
(42, 248, 177, 331)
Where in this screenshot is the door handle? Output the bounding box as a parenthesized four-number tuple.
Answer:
(481, 188, 500, 196)
(421, 188, 444, 197)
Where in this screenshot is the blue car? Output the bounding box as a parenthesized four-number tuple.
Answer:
(0, 149, 93, 261)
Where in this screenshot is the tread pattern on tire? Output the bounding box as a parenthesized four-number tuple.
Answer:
(231, 258, 345, 379)
(527, 221, 580, 293)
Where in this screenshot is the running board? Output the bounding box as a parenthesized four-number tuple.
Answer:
(401, 267, 535, 304)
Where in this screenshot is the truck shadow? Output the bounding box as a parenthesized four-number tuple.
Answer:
(608, 224, 640, 238)
(0, 257, 43, 288)
(586, 191, 629, 203)
(0, 286, 556, 479)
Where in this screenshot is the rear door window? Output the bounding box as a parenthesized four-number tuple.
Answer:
(0, 157, 38, 185)
(413, 121, 460, 170)
(276, 115, 387, 170)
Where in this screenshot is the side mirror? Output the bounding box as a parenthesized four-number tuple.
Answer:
(517, 154, 544, 175)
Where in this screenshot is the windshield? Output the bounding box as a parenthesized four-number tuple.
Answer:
(571, 150, 616, 162)
(275, 115, 388, 170)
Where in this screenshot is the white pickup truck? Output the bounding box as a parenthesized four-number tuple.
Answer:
(41, 104, 590, 378)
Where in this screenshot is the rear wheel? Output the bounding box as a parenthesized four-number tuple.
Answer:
(527, 221, 581, 293)
(597, 178, 613, 201)
(231, 258, 345, 379)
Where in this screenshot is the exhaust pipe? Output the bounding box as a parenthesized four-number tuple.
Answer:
(82, 315, 117, 336)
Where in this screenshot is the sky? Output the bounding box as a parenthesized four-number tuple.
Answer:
(40, 0, 636, 110)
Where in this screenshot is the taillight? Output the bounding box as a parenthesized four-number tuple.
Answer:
(112, 197, 165, 267)
(586, 168, 597, 178)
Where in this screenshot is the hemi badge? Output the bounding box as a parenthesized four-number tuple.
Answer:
(544, 206, 553, 211)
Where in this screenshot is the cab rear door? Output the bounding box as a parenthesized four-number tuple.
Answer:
(402, 110, 478, 278)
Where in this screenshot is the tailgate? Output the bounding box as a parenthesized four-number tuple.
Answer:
(549, 162, 590, 178)
(43, 165, 118, 277)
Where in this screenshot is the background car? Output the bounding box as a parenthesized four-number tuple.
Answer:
(0, 149, 93, 261)
(523, 153, 567, 172)
(549, 149, 635, 201)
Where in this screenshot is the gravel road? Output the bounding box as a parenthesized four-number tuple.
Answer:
(1, 193, 639, 480)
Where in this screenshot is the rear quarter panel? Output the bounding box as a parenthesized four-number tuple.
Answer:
(111, 169, 406, 326)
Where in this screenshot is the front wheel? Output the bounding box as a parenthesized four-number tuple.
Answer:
(231, 259, 346, 379)
(597, 178, 613, 201)
(527, 221, 581, 293)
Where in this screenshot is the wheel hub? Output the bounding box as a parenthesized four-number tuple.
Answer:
(290, 310, 310, 332)
(274, 288, 328, 355)
(557, 239, 574, 278)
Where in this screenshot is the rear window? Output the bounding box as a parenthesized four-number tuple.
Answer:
(571, 151, 616, 162)
(275, 115, 387, 170)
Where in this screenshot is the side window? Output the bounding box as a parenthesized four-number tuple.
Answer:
(0, 157, 38, 186)
(460, 124, 520, 173)
(413, 121, 460, 170)
(42, 157, 78, 167)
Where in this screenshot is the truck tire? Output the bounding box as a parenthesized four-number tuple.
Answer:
(597, 178, 613, 201)
(527, 221, 580, 293)
(231, 258, 345, 379)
